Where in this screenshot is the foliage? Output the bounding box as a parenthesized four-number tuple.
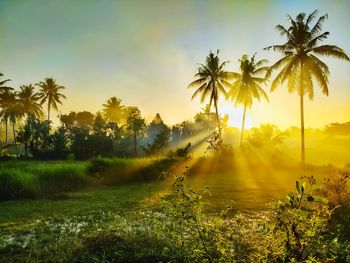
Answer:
(143, 128, 170, 156)
(1, 167, 350, 262)
(324, 122, 350, 137)
(87, 157, 177, 185)
(188, 50, 233, 138)
(0, 168, 37, 200)
(168, 142, 192, 159)
(0, 162, 86, 200)
(36, 77, 66, 121)
(206, 132, 234, 157)
(126, 107, 146, 156)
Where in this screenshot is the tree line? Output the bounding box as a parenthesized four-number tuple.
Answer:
(0, 10, 349, 162)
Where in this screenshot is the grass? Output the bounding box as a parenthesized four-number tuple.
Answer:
(0, 162, 87, 200)
(0, 156, 346, 262)
(0, 157, 179, 201)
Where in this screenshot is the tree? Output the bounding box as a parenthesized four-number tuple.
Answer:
(17, 84, 43, 118)
(143, 128, 170, 156)
(147, 113, 168, 143)
(0, 74, 12, 148)
(37, 77, 66, 121)
(59, 111, 76, 130)
(247, 124, 289, 149)
(102, 97, 125, 125)
(226, 54, 269, 145)
(188, 50, 233, 139)
(0, 73, 12, 92)
(265, 10, 349, 164)
(126, 107, 146, 156)
(0, 90, 22, 146)
(75, 111, 94, 128)
(93, 112, 106, 135)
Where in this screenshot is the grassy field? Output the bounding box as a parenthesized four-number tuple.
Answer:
(0, 156, 348, 262)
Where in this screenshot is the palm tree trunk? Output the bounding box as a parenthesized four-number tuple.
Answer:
(12, 121, 17, 156)
(47, 103, 51, 121)
(5, 119, 8, 154)
(240, 104, 247, 146)
(12, 121, 15, 143)
(300, 94, 305, 165)
(213, 98, 222, 139)
(300, 64, 305, 165)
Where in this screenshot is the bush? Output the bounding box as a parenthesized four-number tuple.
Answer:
(0, 169, 38, 200)
(87, 157, 177, 185)
(36, 165, 86, 194)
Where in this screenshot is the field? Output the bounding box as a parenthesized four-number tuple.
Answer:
(2, 155, 348, 262)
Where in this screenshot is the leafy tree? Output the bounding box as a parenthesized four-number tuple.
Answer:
(265, 10, 349, 164)
(37, 77, 66, 121)
(126, 107, 146, 156)
(75, 111, 94, 129)
(18, 116, 53, 158)
(16, 119, 32, 157)
(105, 121, 121, 143)
(102, 97, 125, 125)
(147, 113, 168, 143)
(93, 112, 106, 135)
(143, 127, 170, 156)
(188, 50, 232, 139)
(17, 84, 43, 118)
(171, 124, 182, 144)
(59, 111, 76, 130)
(226, 54, 269, 145)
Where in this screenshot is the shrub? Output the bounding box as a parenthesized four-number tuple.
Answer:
(87, 157, 177, 185)
(36, 165, 86, 194)
(0, 169, 38, 200)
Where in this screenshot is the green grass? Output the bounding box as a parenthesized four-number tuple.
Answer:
(0, 157, 178, 201)
(0, 162, 87, 200)
(0, 156, 343, 262)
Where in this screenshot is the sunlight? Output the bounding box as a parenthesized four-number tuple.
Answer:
(221, 102, 254, 129)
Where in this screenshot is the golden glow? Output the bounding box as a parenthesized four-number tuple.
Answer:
(221, 102, 254, 130)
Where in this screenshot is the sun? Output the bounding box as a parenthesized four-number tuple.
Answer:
(221, 101, 254, 129)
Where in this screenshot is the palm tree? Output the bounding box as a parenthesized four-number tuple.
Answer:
(265, 10, 349, 164)
(17, 84, 43, 118)
(0, 73, 12, 92)
(188, 50, 232, 139)
(102, 97, 125, 124)
(226, 54, 269, 145)
(0, 73, 13, 148)
(37, 78, 66, 121)
(0, 90, 21, 146)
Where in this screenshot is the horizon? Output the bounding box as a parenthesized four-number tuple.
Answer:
(0, 0, 349, 129)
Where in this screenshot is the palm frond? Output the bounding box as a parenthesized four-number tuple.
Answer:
(311, 45, 350, 61)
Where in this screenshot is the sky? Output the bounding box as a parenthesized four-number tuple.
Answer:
(0, 0, 349, 129)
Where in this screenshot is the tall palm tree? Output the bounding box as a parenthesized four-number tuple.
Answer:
(265, 10, 349, 164)
(102, 97, 125, 124)
(226, 54, 269, 145)
(17, 84, 43, 118)
(188, 50, 232, 139)
(37, 78, 66, 121)
(0, 90, 21, 146)
(0, 73, 13, 148)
